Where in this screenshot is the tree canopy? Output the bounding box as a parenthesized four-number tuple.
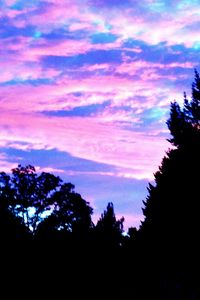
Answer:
(0, 165, 94, 239)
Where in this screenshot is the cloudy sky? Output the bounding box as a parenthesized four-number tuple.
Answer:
(0, 0, 199, 229)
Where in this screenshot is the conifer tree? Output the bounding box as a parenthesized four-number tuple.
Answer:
(139, 70, 200, 299)
(95, 202, 124, 247)
(167, 69, 200, 147)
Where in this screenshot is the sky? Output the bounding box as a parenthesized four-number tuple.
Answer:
(0, 0, 200, 230)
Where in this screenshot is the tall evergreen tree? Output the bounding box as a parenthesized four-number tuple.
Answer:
(139, 70, 200, 299)
(167, 69, 200, 147)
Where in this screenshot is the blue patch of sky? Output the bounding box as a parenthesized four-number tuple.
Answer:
(193, 42, 200, 51)
(169, 44, 186, 52)
(90, 0, 132, 8)
(163, 68, 192, 81)
(41, 49, 123, 69)
(141, 107, 168, 125)
(145, 0, 166, 13)
(43, 101, 110, 117)
(9, 0, 39, 10)
(2, 142, 146, 227)
(0, 78, 53, 87)
(33, 31, 42, 39)
(176, 0, 199, 9)
(73, 92, 82, 97)
(142, 45, 177, 64)
(122, 39, 198, 65)
(41, 27, 89, 41)
(68, 172, 147, 224)
(122, 40, 171, 63)
(0, 18, 38, 38)
(90, 32, 118, 44)
(163, 52, 196, 65)
(113, 105, 132, 112)
(168, 45, 199, 67)
(123, 39, 169, 55)
(122, 38, 147, 49)
(0, 0, 6, 8)
(183, 21, 200, 32)
(2, 147, 148, 228)
(3, 147, 118, 174)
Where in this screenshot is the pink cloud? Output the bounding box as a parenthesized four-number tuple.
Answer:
(82, 63, 111, 72)
(0, 75, 166, 124)
(35, 166, 65, 174)
(0, 112, 168, 180)
(1, 1, 39, 21)
(9, 0, 96, 34)
(68, 21, 94, 32)
(20, 36, 123, 61)
(61, 169, 150, 180)
(2, 0, 200, 49)
(0, 68, 184, 127)
(14, 3, 78, 28)
(0, 36, 122, 71)
(81, 2, 200, 47)
(0, 86, 107, 114)
(0, 60, 61, 83)
(25, 39, 93, 58)
(116, 60, 194, 76)
(0, 36, 32, 52)
(96, 108, 140, 124)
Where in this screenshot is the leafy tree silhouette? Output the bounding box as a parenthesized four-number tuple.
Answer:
(0, 164, 95, 240)
(0, 170, 30, 241)
(138, 70, 200, 299)
(0, 164, 95, 298)
(1, 164, 61, 233)
(36, 182, 93, 240)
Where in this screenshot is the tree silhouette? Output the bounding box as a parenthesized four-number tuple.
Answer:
(139, 70, 200, 299)
(167, 69, 200, 148)
(0, 164, 94, 240)
(0, 165, 61, 232)
(95, 202, 124, 249)
(0, 165, 95, 298)
(0, 170, 30, 241)
(36, 182, 93, 239)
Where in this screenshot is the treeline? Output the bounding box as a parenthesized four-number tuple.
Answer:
(0, 164, 126, 297)
(1, 71, 200, 299)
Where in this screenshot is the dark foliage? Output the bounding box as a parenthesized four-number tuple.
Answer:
(95, 202, 124, 248)
(138, 70, 200, 299)
(0, 166, 124, 298)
